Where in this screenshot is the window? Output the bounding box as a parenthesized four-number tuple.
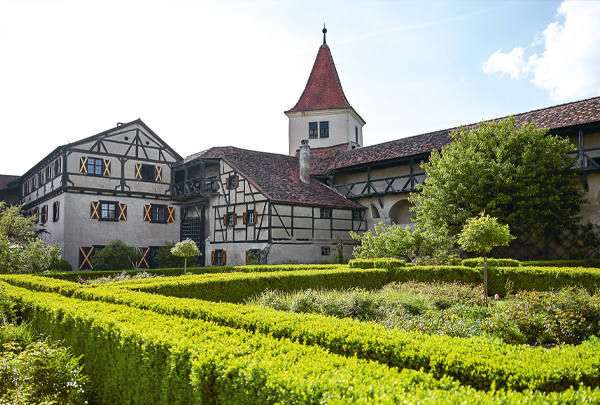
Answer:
(40, 205, 48, 223)
(152, 205, 165, 222)
(33, 207, 39, 224)
(244, 211, 256, 226)
(100, 201, 117, 221)
(320, 208, 331, 219)
(227, 175, 239, 189)
(52, 201, 60, 222)
(225, 212, 237, 227)
(212, 249, 226, 266)
(80, 157, 110, 176)
(352, 211, 362, 221)
(135, 164, 162, 182)
(309, 122, 318, 139)
(143, 205, 174, 223)
(246, 249, 261, 265)
(319, 121, 329, 138)
(321, 247, 331, 256)
(87, 158, 102, 175)
(355, 126, 359, 143)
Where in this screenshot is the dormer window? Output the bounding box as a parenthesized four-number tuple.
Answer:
(320, 121, 329, 138)
(309, 122, 318, 139)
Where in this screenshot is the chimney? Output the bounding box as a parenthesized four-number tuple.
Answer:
(299, 139, 310, 184)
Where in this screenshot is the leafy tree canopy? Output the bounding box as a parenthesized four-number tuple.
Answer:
(410, 117, 585, 238)
(459, 213, 515, 257)
(171, 239, 201, 274)
(0, 202, 60, 274)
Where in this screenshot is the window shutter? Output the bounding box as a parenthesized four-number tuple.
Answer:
(235, 175, 239, 189)
(223, 214, 227, 226)
(79, 246, 94, 270)
(226, 177, 230, 189)
(90, 202, 100, 219)
(143, 205, 152, 221)
(41, 205, 48, 223)
(243, 213, 247, 225)
(53, 201, 60, 221)
(135, 164, 142, 179)
(246, 251, 249, 264)
(233, 213, 237, 225)
(155, 166, 163, 182)
(166, 207, 175, 223)
(211, 251, 215, 265)
(222, 251, 226, 266)
(118, 204, 127, 221)
(79, 157, 88, 174)
(102, 159, 111, 176)
(138, 247, 150, 269)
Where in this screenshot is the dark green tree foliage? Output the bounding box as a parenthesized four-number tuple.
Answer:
(155, 242, 185, 268)
(91, 239, 142, 271)
(411, 117, 586, 238)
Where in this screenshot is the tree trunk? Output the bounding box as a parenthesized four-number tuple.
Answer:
(483, 255, 488, 307)
(184, 257, 187, 276)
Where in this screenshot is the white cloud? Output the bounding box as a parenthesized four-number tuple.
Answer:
(483, 1, 600, 101)
(482, 47, 528, 79)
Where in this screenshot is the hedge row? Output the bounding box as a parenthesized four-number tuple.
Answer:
(40, 264, 341, 282)
(349, 258, 408, 269)
(462, 258, 521, 268)
(521, 259, 600, 268)
(4, 275, 600, 393)
(10, 283, 599, 404)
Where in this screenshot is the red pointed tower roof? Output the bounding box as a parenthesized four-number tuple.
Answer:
(286, 30, 352, 113)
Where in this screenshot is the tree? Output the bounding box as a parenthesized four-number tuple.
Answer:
(410, 118, 585, 241)
(170, 239, 200, 275)
(350, 223, 455, 261)
(91, 239, 142, 271)
(155, 242, 186, 268)
(0, 202, 60, 274)
(458, 213, 515, 306)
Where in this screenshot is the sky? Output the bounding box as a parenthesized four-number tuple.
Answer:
(1, 0, 600, 176)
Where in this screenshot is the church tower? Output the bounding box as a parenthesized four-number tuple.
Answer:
(285, 26, 366, 156)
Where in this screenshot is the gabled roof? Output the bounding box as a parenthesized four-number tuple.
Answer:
(285, 44, 352, 114)
(181, 146, 363, 210)
(313, 96, 600, 174)
(0, 175, 19, 190)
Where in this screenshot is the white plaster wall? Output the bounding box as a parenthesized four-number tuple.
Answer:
(287, 108, 364, 156)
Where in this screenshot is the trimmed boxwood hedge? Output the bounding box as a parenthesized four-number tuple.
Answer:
(39, 264, 341, 282)
(521, 259, 600, 268)
(3, 275, 600, 393)
(5, 282, 600, 403)
(462, 258, 521, 268)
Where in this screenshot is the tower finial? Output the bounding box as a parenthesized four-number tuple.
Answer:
(322, 23, 327, 45)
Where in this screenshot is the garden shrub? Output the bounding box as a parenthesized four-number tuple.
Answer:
(91, 239, 142, 271)
(484, 287, 600, 346)
(412, 250, 462, 266)
(462, 258, 521, 268)
(47, 258, 73, 272)
(155, 242, 186, 268)
(0, 339, 89, 404)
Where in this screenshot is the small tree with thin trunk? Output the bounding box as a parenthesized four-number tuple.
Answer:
(170, 239, 200, 275)
(458, 213, 515, 306)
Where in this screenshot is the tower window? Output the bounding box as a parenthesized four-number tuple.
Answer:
(355, 126, 359, 143)
(309, 122, 318, 139)
(320, 121, 329, 138)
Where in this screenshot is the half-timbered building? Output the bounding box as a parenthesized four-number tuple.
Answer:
(18, 119, 182, 270)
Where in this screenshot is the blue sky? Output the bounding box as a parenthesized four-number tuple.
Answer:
(1, 0, 599, 175)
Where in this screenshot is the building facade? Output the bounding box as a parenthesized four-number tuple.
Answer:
(4, 31, 600, 267)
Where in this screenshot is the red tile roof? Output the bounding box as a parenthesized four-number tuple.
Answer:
(314, 96, 600, 174)
(181, 147, 363, 210)
(286, 44, 352, 113)
(0, 175, 19, 190)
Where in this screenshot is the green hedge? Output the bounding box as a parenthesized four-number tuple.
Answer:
(462, 258, 521, 268)
(4, 275, 600, 393)
(521, 259, 600, 268)
(349, 258, 408, 269)
(39, 264, 342, 282)
(114, 268, 390, 303)
(11, 283, 596, 404)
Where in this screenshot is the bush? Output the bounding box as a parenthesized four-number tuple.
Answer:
(47, 258, 73, 272)
(462, 258, 521, 268)
(522, 259, 600, 268)
(155, 242, 186, 268)
(0, 340, 89, 404)
(412, 250, 462, 266)
(91, 239, 143, 271)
